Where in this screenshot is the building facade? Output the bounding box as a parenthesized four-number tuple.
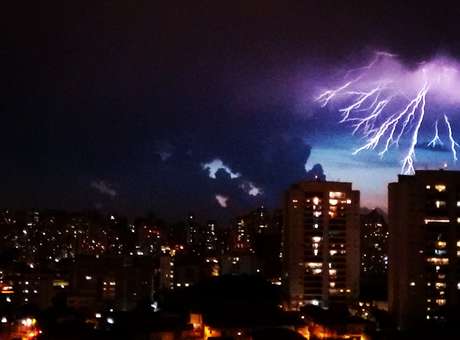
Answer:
(389, 170, 460, 329)
(360, 209, 389, 300)
(283, 180, 360, 309)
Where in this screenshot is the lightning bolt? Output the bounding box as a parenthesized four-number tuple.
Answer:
(427, 120, 443, 148)
(316, 52, 460, 175)
(316, 81, 353, 107)
(401, 86, 427, 175)
(350, 82, 429, 169)
(444, 115, 459, 161)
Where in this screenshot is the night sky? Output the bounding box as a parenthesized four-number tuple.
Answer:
(3, 1, 460, 221)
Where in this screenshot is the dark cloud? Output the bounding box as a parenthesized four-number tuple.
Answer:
(2, 1, 459, 219)
(90, 180, 118, 198)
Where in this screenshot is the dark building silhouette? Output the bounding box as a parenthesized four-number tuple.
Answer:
(360, 209, 389, 300)
(389, 170, 460, 329)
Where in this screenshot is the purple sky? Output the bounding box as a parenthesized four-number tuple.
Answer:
(3, 1, 460, 220)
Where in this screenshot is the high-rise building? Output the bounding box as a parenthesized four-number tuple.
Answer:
(232, 217, 252, 253)
(204, 220, 218, 254)
(185, 213, 199, 251)
(360, 209, 389, 299)
(283, 180, 360, 309)
(389, 170, 460, 328)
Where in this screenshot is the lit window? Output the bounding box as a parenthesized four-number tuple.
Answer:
(306, 262, 322, 268)
(329, 199, 338, 206)
(313, 197, 320, 205)
(410, 281, 416, 286)
(425, 218, 450, 224)
(435, 184, 446, 192)
(436, 241, 447, 249)
(312, 236, 322, 243)
(426, 185, 431, 190)
(457, 201, 460, 207)
(435, 282, 446, 289)
(435, 201, 446, 209)
(435, 299, 446, 306)
(329, 192, 345, 199)
(427, 257, 449, 265)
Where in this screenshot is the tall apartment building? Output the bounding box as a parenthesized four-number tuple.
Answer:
(360, 209, 389, 299)
(389, 170, 460, 329)
(283, 180, 360, 309)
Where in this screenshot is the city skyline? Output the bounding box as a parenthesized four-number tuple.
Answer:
(5, 2, 460, 339)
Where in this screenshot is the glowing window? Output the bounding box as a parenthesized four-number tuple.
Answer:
(329, 199, 338, 206)
(329, 192, 345, 199)
(435, 201, 446, 208)
(436, 241, 447, 249)
(435, 299, 446, 306)
(435, 282, 446, 289)
(306, 262, 322, 268)
(425, 218, 450, 224)
(427, 257, 449, 265)
(435, 184, 446, 192)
